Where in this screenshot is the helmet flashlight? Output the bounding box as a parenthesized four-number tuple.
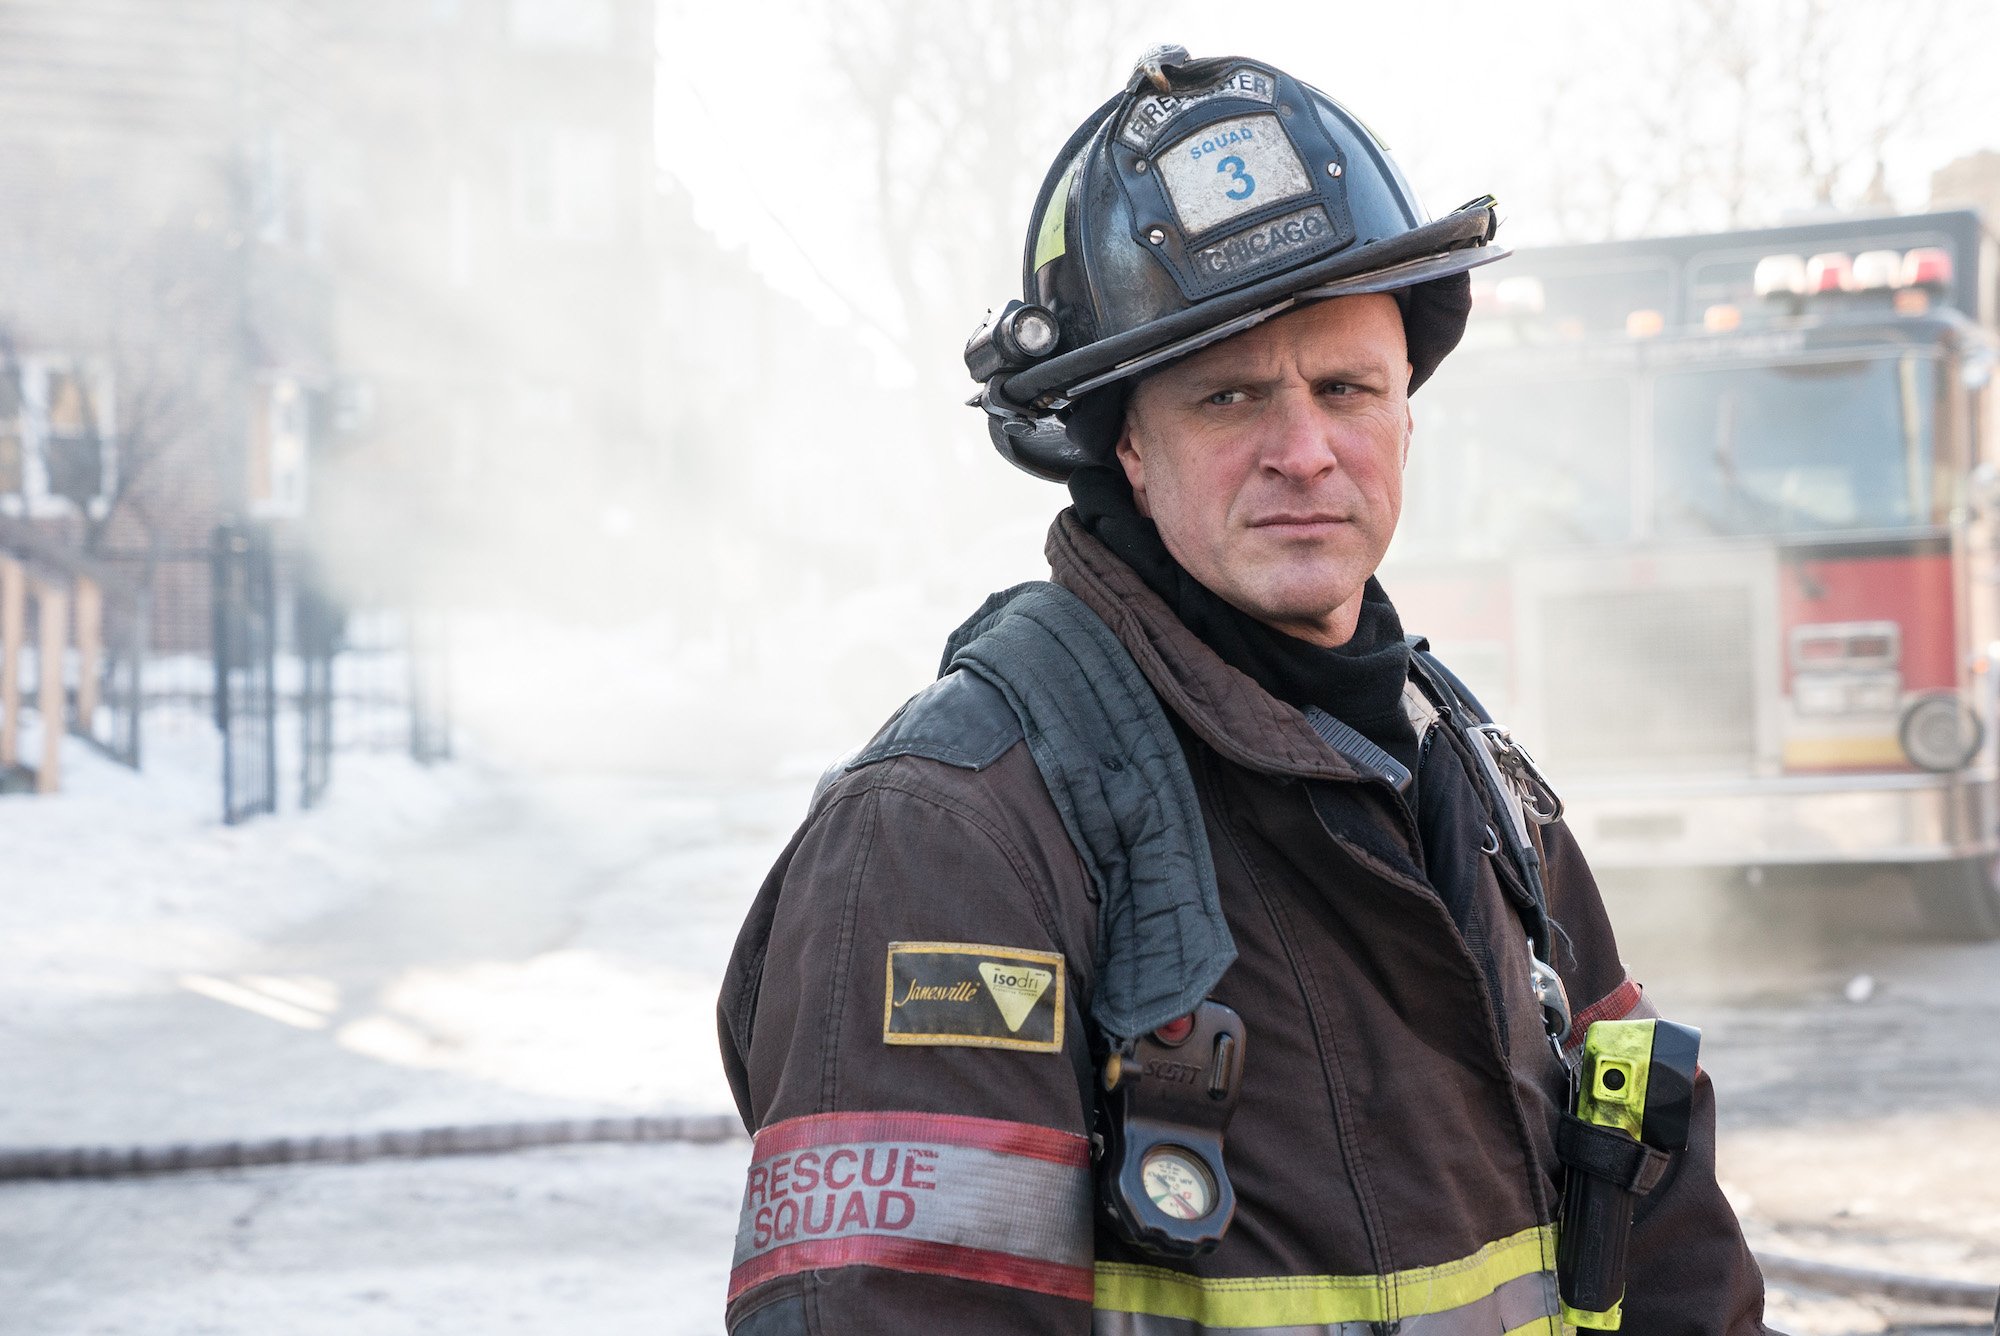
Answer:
(964, 300, 1061, 382)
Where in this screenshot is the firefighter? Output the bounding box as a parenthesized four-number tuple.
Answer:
(718, 48, 1767, 1334)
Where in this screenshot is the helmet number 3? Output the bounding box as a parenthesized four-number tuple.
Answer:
(1159, 114, 1311, 235)
(1217, 155, 1255, 201)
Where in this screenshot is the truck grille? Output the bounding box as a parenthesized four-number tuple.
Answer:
(1539, 586, 1756, 771)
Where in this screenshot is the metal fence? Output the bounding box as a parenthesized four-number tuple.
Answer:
(297, 570, 339, 810)
(1, 517, 452, 823)
(211, 524, 278, 824)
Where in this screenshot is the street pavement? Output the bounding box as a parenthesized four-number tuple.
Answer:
(3, 746, 1997, 1334)
(1605, 869, 2000, 1332)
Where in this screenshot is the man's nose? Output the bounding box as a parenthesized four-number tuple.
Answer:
(1258, 389, 1339, 482)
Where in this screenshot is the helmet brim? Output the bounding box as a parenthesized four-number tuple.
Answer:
(1002, 203, 1505, 408)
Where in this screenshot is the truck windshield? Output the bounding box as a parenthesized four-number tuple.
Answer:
(1394, 350, 1944, 563)
(1396, 372, 1633, 561)
(1652, 354, 1940, 539)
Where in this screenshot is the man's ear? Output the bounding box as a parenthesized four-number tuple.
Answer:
(1115, 417, 1151, 516)
(1400, 362, 1414, 466)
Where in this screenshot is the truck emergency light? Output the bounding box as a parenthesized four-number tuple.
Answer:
(1756, 247, 1948, 301)
(1852, 250, 1902, 290)
(1625, 309, 1664, 338)
(1470, 276, 1546, 324)
(1791, 622, 1900, 671)
(1791, 622, 1905, 718)
(1495, 276, 1545, 314)
(1754, 254, 1808, 297)
(1806, 252, 1856, 293)
(1902, 247, 1953, 287)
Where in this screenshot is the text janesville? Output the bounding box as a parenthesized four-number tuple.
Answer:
(894, 980, 980, 1007)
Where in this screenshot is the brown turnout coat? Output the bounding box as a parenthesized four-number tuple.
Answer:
(718, 512, 1767, 1335)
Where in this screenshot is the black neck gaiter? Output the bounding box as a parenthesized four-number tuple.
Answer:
(1068, 464, 1419, 780)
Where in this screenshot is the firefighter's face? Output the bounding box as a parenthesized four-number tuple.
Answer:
(1117, 293, 1414, 647)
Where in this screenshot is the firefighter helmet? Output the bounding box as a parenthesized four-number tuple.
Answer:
(965, 46, 1508, 481)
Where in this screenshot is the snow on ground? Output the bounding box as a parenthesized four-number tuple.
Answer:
(1, 713, 810, 1334)
(1, 719, 473, 1009)
(0, 717, 813, 1145)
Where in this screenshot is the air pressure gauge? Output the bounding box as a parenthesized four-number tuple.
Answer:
(1096, 1000, 1246, 1257)
(1141, 1146, 1218, 1221)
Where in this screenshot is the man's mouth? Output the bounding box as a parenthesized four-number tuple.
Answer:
(1250, 514, 1348, 531)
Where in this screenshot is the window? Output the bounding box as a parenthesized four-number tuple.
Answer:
(1652, 354, 1941, 539)
(2, 360, 115, 519)
(44, 367, 105, 507)
(512, 127, 617, 241)
(248, 376, 310, 518)
(509, 0, 612, 49)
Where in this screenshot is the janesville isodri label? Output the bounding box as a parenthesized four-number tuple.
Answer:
(882, 942, 1064, 1053)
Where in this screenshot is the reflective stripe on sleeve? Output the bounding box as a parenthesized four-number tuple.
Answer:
(728, 1111, 1094, 1304)
(1092, 1224, 1562, 1333)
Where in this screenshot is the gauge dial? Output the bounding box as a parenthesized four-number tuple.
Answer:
(1140, 1146, 1216, 1221)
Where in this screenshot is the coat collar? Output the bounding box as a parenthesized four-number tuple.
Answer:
(1045, 509, 1370, 783)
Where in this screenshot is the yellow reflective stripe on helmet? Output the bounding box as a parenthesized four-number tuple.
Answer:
(1033, 161, 1081, 271)
(1093, 1224, 1558, 1326)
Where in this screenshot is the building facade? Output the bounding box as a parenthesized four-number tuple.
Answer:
(0, 0, 331, 551)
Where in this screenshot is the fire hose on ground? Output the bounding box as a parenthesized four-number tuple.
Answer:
(1753, 1249, 1998, 1314)
(0, 1112, 741, 1180)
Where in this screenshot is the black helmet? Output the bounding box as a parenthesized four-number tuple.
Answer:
(965, 46, 1508, 481)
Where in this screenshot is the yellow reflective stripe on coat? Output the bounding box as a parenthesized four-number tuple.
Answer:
(1093, 1225, 1561, 1332)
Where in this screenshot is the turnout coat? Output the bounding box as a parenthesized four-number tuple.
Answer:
(718, 512, 1767, 1334)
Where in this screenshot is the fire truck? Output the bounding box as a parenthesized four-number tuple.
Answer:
(1386, 209, 2000, 938)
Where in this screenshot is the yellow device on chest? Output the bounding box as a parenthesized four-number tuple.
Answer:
(1557, 1018, 1702, 1329)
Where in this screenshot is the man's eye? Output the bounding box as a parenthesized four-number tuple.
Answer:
(1205, 389, 1249, 406)
(1319, 381, 1359, 396)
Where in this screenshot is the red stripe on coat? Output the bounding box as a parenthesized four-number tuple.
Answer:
(727, 1235, 1095, 1304)
(1563, 978, 1649, 1052)
(750, 1110, 1088, 1167)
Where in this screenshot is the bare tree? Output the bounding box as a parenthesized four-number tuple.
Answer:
(821, 0, 1152, 412)
(0, 136, 246, 557)
(1522, 0, 1987, 242)
(72, 215, 246, 555)
(88, 328, 222, 555)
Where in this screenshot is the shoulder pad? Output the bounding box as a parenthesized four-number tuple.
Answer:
(847, 670, 1024, 776)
